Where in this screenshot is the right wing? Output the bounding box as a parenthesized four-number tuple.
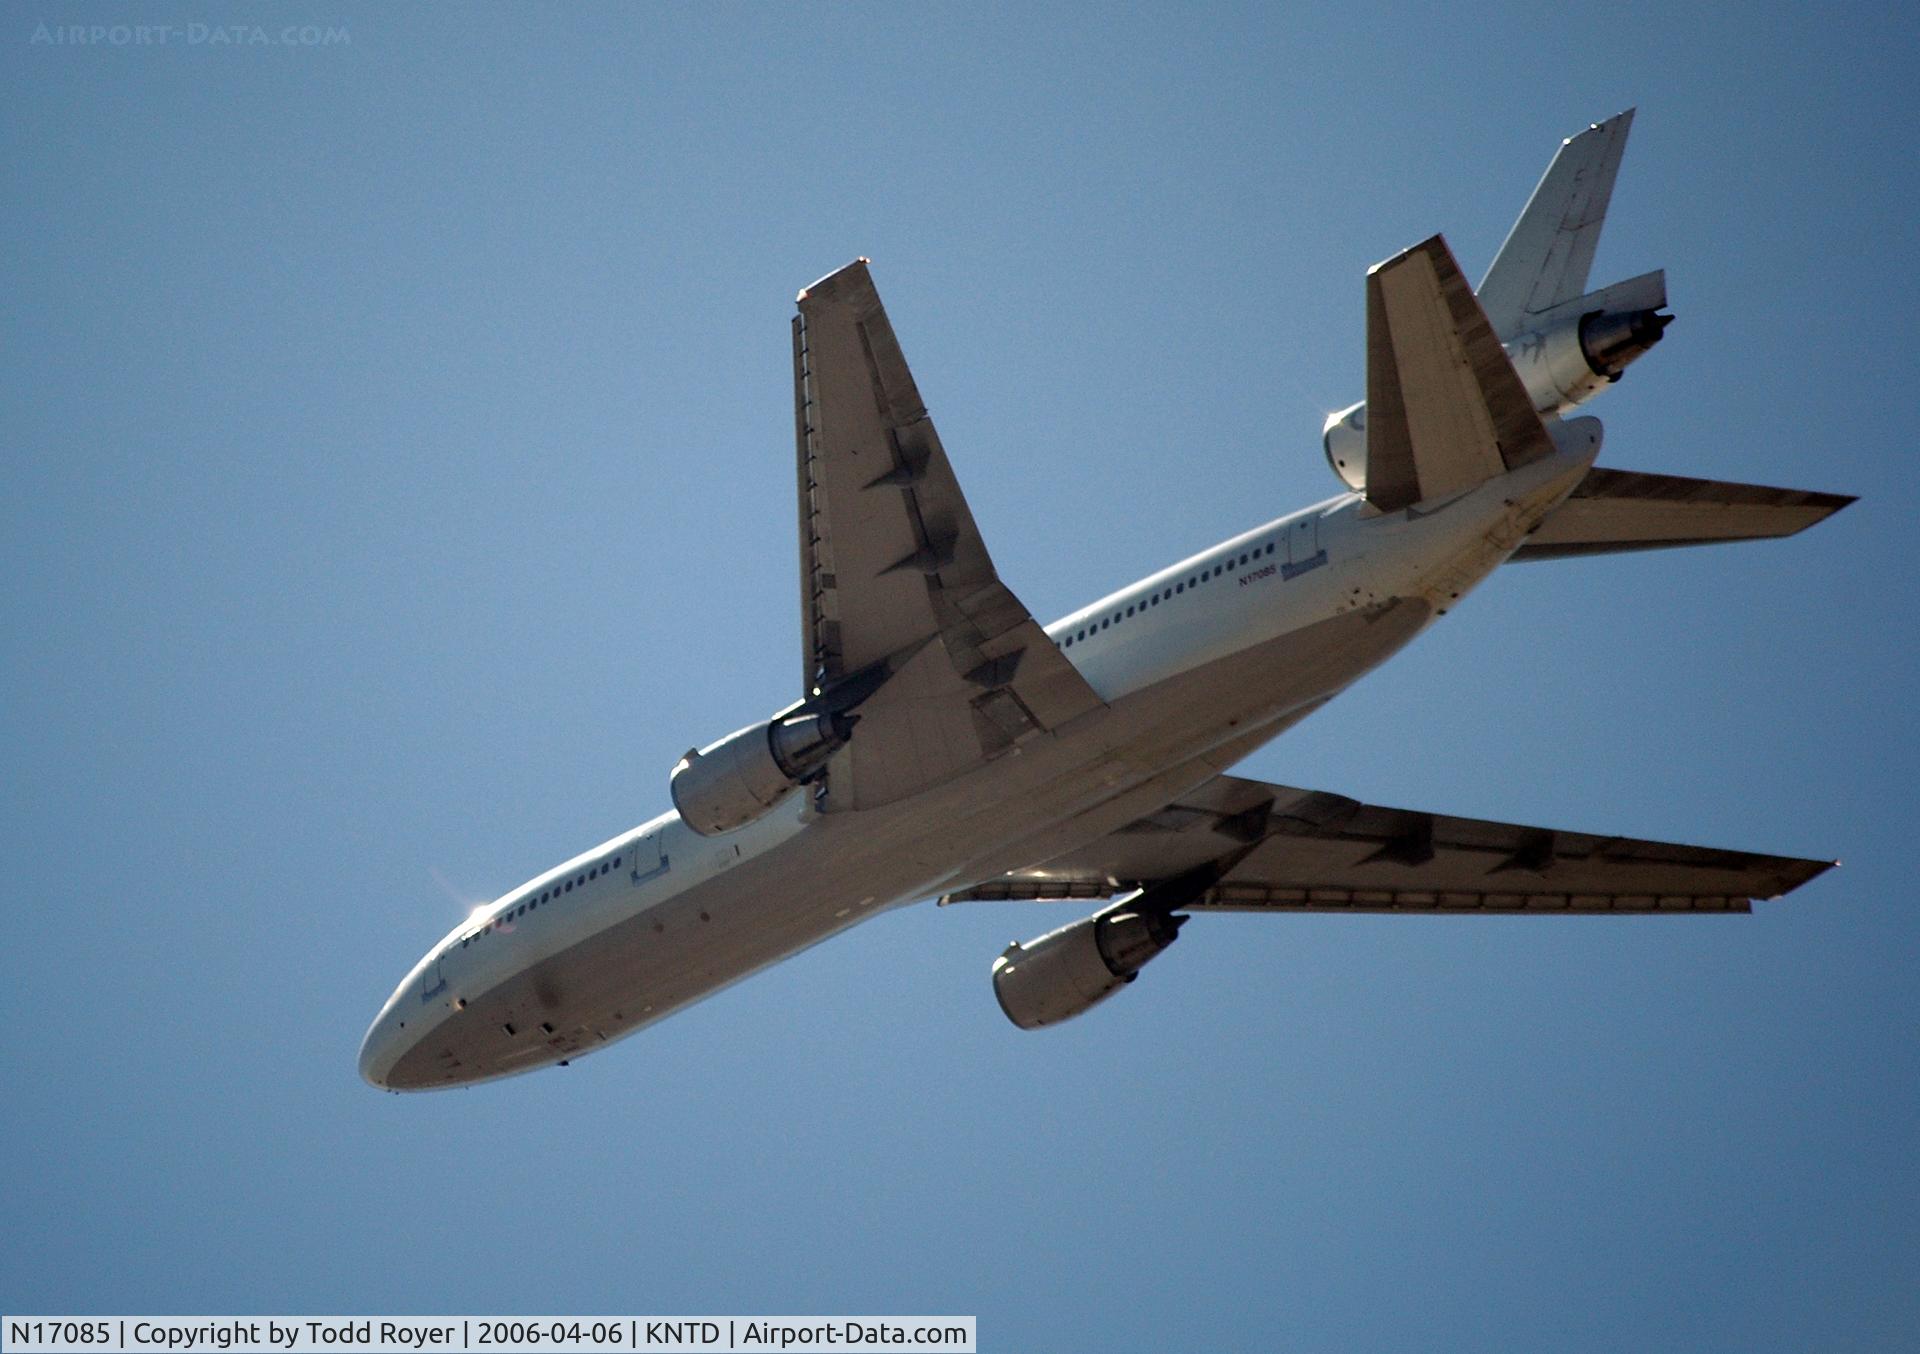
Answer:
(793, 260, 1104, 809)
(1511, 467, 1855, 561)
(943, 774, 1833, 913)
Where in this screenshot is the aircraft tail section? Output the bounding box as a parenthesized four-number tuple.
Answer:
(1363, 235, 1555, 512)
(1325, 112, 1669, 501)
(1478, 109, 1636, 341)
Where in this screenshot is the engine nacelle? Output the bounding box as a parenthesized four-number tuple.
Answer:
(1507, 307, 1672, 416)
(1322, 401, 1369, 493)
(1321, 303, 1666, 494)
(990, 898, 1185, 1029)
(670, 710, 852, 836)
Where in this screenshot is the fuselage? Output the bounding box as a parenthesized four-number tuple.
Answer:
(358, 440, 1596, 1090)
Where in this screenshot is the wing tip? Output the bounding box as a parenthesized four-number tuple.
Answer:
(796, 256, 875, 305)
(1368, 233, 1450, 278)
(1757, 854, 1840, 901)
(1568, 107, 1636, 145)
(1599, 105, 1637, 129)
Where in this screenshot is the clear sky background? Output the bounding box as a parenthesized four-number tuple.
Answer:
(5, 4, 1916, 1350)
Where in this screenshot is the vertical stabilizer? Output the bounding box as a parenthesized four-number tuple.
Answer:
(1477, 109, 1635, 341)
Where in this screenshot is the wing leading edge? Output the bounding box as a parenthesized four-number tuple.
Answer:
(943, 774, 1832, 913)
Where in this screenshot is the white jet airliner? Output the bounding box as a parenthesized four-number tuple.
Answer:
(361, 112, 1850, 1090)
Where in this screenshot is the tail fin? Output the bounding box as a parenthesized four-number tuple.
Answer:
(1364, 235, 1554, 512)
(1477, 109, 1636, 341)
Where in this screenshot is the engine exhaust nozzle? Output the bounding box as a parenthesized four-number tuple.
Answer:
(1579, 307, 1673, 381)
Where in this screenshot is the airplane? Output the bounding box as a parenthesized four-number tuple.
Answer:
(360, 111, 1851, 1090)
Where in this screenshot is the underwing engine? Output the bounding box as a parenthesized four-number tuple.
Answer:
(670, 711, 854, 835)
(990, 898, 1187, 1029)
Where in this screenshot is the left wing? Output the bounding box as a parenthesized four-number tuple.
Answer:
(794, 260, 1104, 809)
(943, 774, 1832, 913)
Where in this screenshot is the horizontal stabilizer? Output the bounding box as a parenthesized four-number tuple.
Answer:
(1511, 467, 1855, 561)
(1364, 235, 1555, 512)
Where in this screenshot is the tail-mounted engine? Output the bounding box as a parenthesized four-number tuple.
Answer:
(1508, 303, 1673, 416)
(1323, 271, 1669, 495)
(670, 710, 854, 836)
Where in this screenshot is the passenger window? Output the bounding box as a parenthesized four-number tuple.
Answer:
(1126, 605, 1135, 617)
(564, 881, 572, 892)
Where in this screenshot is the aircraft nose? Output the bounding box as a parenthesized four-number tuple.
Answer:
(358, 1008, 399, 1089)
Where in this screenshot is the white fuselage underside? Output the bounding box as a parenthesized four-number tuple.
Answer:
(360, 447, 1592, 1089)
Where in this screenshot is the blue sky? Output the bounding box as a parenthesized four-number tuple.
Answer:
(4, 3, 1916, 1349)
